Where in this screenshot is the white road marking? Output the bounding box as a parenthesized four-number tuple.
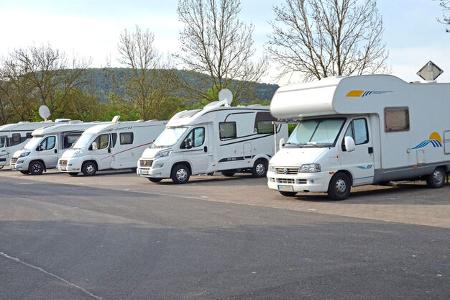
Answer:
(0, 251, 102, 300)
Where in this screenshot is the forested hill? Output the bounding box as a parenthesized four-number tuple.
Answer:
(79, 68, 279, 103)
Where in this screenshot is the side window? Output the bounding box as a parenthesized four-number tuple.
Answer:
(92, 134, 109, 150)
(63, 134, 81, 149)
(111, 133, 117, 147)
(120, 132, 134, 145)
(255, 112, 276, 134)
(26, 132, 33, 139)
(40, 136, 56, 150)
(344, 119, 369, 146)
(385, 107, 409, 132)
(193, 127, 205, 147)
(219, 122, 237, 140)
(11, 133, 21, 146)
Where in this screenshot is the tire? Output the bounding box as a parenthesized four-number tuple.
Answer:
(221, 170, 236, 177)
(279, 191, 297, 197)
(148, 177, 162, 183)
(20, 170, 29, 175)
(28, 161, 44, 175)
(252, 159, 268, 178)
(171, 164, 190, 184)
(68, 172, 78, 177)
(328, 172, 352, 200)
(426, 167, 446, 188)
(81, 161, 97, 176)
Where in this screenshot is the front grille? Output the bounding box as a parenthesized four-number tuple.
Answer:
(275, 167, 299, 175)
(297, 179, 307, 184)
(277, 178, 295, 184)
(140, 160, 153, 167)
(59, 160, 67, 166)
(10, 157, 18, 164)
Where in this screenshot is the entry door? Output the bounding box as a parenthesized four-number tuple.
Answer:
(38, 135, 59, 168)
(180, 127, 210, 174)
(340, 118, 375, 185)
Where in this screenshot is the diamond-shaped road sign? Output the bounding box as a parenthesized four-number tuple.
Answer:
(417, 61, 444, 81)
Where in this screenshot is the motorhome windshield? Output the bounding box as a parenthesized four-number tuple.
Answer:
(153, 127, 188, 148)
(24, 136, 43, 150)
(286, 118, 345, 148)
(73, 133, 94, 149)
(0, 135, 6, 148)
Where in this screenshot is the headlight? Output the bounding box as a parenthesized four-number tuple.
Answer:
(155, 150, 171, 159)
(19, 151, 31, 158)
(269, 164, 275, 172)
(299, 164, 321, 173)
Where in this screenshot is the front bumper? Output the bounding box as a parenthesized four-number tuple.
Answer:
(267, 171, 332, 193)
(11, 157, 30, 171)
(57, 158, 83, 173)
(136, 158, 170, 178)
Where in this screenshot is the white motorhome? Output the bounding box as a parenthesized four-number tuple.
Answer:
(57, 119, 166, 176)
(267, 75, 450, 200)
(0, 121, 54, 169)
(11, 122, 100, 175)
(136, 100, 289, 184)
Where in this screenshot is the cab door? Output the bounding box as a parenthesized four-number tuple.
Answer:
(180, 126, 210, 174)
(339, 118, 375, 185)
(37, 136, 58, 168)
(90, 134, 113, 170)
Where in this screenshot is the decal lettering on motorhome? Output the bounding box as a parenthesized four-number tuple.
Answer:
(346, 90, 392, 98)
(412, 132, 443, 149)
(357, 164, 373, 170)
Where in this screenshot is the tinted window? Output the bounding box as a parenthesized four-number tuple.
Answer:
(219, 122, 236, 140)
(92, 134, 109, 150)
(11, 133, 21, 146)
(385, 107, 409, 132)
(111, 133, 117, 147)
(40, 136, 56, 150)
(120, 132, 134, 145)
(63, 134, 81, 149)
(255, 112, 276, 134)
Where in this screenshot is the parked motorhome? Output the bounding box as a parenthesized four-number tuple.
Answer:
(57, 119, 166, 176)
(136, 100, 289, 184)
(11, 122, 100, 175)
(267, 74, 450, 200)
(0, 121, 54, 169)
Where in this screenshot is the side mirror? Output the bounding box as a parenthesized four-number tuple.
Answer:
(344, 136, 356, 152)
(36, 145, 43, 151)
(185, 138, 193, 149)
(279, 138, 285, 149)
(91, 142, 98, 150)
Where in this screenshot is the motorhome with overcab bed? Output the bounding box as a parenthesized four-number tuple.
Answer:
(267, 74, 450, 200)
(57, 118, 166, 176)
(136, 99, 289, 184)
(11, 121, 102, 175)
(0, 121, 55, 169)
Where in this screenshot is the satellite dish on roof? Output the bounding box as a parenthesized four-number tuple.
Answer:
(38, 105, 51, 121)
(218, 89, 233, 106)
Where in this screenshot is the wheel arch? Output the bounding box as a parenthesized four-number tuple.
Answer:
(171, 161, 192, 175)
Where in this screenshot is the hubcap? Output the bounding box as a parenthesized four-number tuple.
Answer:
(176, 168, 188, 182)
(256, 163, 266, 176)
(33, 163, 42, 173)
(432, 170, 444, 185)
(335, 179, 347, 193)
(86, 164, 95, 174)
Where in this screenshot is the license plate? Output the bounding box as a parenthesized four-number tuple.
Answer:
(140, 169, 149, 175)
(278, 185, 294, 192)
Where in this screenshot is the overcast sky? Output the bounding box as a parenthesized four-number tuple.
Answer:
(0, 0, 449, 84)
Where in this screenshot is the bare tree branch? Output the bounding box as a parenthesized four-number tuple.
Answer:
(268, 0, 388, 81)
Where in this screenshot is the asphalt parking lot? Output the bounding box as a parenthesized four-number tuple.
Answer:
(0, 169, 449, 299)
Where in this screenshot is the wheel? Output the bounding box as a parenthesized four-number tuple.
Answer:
(0, 165, 4, 170)
(279, 191, 297, 197)
(148, 177, 162, 183)
(426, 168, 446, 188)
(328, 172, 352, 200)
(252, 159, 268, 178)
(81, 161, 97, 176)
(221, 170, 236, 177)
(68, 172, 78, 177)
(20, 170, 29, 175)
(28, 161, 44, 175)
(171, 164, 190, 184)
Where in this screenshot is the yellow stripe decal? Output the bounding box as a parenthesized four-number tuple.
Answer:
(346, 90, 364, 97)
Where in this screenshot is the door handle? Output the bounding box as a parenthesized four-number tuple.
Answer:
(204, 146, 208, 153)
(54, 149, 57, 154)
(368, 147, 373, 154)
(108, 148, 111, 153)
